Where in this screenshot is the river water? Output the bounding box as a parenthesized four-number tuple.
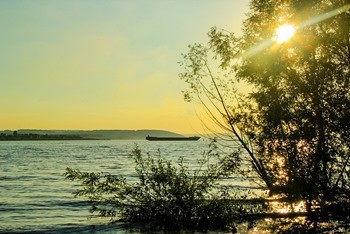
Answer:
(0, 140, 256, 233)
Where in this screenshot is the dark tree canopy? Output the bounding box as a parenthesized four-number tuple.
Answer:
(180, 0, 350, 208)
(64, 1, 349, 231)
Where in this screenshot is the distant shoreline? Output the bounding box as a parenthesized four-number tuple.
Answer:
(0, 131, 98, 141)
(0, 129, 184, 141)
(0, 139, 98, 141)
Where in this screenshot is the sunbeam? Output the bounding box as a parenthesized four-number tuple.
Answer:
(275, 24, 296, 43)
(241, 4, 350, 59)
(298, 4, 350, 29)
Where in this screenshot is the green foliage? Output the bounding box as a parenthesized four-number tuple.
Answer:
(233, 0, 350, 204)
(179, 0, 350, 209)
(65, 143, 264, 231)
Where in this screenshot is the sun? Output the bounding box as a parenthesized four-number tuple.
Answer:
(275, 24, 296, 43)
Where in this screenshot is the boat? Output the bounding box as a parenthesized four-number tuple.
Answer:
(146, 135, 200, 141)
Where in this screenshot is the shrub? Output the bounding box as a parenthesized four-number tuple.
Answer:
(64, 142, 262, 231)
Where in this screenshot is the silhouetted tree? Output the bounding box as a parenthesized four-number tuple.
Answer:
(180, 0, 350, 210)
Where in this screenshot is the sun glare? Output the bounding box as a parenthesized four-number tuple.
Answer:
(275, 24, 296, 43)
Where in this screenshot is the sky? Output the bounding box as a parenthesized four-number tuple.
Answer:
(0, 0, 249, 134)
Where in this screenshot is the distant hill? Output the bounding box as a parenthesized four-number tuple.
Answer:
(0, 129, 183, 140)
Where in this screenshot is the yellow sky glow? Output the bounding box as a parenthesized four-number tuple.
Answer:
(0, 1, 249, 134)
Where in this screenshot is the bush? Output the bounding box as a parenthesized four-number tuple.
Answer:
(64, 142, 262, 231)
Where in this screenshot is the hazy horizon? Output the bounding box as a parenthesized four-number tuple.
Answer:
(0, 1, 249, 134)
(0, 128, 192, 134)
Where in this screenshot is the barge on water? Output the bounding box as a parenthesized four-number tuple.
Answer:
(146, 135, 200, 141)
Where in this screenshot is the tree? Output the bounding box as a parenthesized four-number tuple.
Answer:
(180, 0, 350, 210)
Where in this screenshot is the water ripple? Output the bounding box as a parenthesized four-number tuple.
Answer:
(0, 139, 257, 233)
